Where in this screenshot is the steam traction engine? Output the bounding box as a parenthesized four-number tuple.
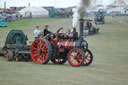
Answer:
(31, 19, 93, 67)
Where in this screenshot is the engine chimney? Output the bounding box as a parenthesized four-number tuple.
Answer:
(79, 19, 85, 37)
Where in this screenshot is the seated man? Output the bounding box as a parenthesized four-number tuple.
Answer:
(34, 26, 41, 40)
(43, 25, 51, 36)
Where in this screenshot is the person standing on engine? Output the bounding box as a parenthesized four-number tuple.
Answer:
(87, 20, 92, 33)
(34, 26, 41, 40)
(44, 25, 51, 36)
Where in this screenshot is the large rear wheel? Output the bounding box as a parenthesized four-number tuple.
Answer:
(31, 38, 52, 64)
(67, 48, 85, 67)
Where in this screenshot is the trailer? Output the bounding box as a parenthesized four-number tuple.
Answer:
(2, 30, 31, 61)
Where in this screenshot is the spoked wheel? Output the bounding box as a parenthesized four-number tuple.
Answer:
(83, 49, 93, 66)
(51, 57, 67, 64)
(31, 38, 52, 64)
(5, 50, 14, 61)
(67, 48, 85, 67)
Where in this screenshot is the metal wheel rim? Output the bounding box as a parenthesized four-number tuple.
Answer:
(68, 49, 84, 66)
(31, 39, 48, 64)
(83, 50, 93, 66)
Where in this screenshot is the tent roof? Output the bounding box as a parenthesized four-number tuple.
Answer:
(19, 7, 48, 12)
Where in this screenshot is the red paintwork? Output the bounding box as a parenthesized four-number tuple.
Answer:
(57, 40, 75, 50)
(68, 33, 73, 39)
(50, 34, 58, 45)
(49, 33, 76, 52)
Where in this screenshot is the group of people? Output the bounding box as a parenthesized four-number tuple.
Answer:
(34, 25, 51, 40)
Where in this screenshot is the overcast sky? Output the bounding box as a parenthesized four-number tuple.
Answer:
(0, 0, 127, 8)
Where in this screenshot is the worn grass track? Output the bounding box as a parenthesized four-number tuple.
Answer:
(0, 17, 128, 85)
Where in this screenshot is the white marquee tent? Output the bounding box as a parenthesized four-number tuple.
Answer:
(19, 7, 49, 18)
(107, 7, 125, 15)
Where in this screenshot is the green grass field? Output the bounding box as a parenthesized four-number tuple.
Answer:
(0, 17, 128, 85)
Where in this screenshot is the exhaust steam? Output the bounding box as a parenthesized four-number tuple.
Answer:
(72, 0, 92, 28)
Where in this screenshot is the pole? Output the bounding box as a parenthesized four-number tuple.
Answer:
(28, 3, 30, 7)
(4, 2, 6, 8)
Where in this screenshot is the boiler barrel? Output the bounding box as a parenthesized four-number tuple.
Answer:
(57, 40, 75, 50)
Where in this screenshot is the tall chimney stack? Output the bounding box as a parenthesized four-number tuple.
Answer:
(28, 3, 30, 7)
(4, 2, 6, 8)
(79, 19, 85, 37)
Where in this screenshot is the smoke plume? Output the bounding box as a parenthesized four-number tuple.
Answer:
(72, 0, 126, 28)
(72, 0, 91, 28)
(113, 0, 125, 5)
(116, 0, 124, 3)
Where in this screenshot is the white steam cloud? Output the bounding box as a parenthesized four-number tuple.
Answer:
(111, 0, 125, 5)
(72, 0, 91, 28)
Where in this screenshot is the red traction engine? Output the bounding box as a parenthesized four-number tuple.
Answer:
(31, 19, 93, 67)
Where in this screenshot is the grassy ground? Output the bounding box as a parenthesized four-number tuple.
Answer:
(0, 17, 128, 85)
